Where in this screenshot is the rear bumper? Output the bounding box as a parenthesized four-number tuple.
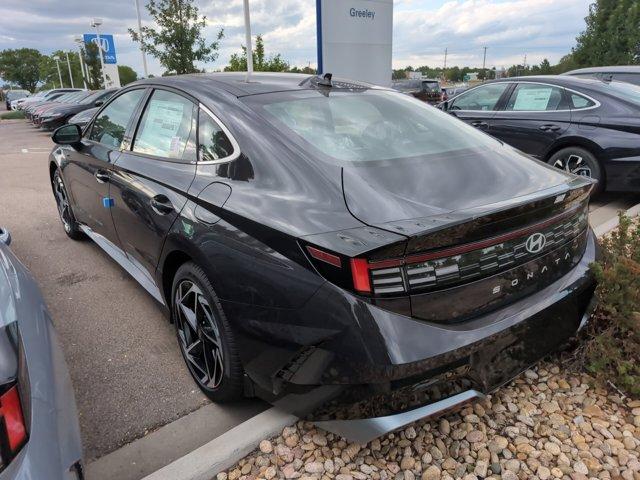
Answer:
(234, 229, 597, 431)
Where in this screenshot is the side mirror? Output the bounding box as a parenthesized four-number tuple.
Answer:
(94, 100, 104, 107)
(52, 124, 82, 146)
(0, 227, 11, 246)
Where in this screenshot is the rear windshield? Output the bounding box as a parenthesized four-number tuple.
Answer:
(598, 80, 640, 106)
(252, 89, 500, 163)
(423, 81, 440, 92)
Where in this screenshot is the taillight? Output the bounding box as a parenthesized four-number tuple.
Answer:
(350, 258, 371, 293)
(0, 385, 27, 456)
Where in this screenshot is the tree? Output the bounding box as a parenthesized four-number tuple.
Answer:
(224, 35, 290, 72)
(129, 0, 223, 75)
(571, 0, 640, 67)
(0, 48, 43, 91)
(118, 65, 138, 85)
(82, 42, 105, 89)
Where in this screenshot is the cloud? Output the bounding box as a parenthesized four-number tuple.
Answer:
(0, 0, 591, 77)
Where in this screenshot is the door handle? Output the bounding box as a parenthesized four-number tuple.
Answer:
(150, 195, 174, 215)
(470, 121, 488, 129)
(95, 170, 109, 183)
(539, 124, 561, 132)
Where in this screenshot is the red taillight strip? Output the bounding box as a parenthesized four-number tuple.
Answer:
(366, 204, 585, 269)
(306, 246, 342, 268)
(350, 258, 372, 293)
(0, 386, 27, 453)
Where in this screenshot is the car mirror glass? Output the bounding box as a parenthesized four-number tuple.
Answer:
(52, 124, 82, 146)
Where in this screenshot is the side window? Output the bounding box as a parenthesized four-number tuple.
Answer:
(198, 109, 235, 161)
(504, 84, 564, 111)
(89, 89, 145, 148)
(569, 93, 596, 109)
(613, 73, 640, 86)
(133, 90, 197, 161)
(450, 84, 509, 111)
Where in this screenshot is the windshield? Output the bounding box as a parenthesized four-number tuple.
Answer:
(65, 91, 90, 103)
(599, 80, 640, 106)
(254, 89, 501, 163)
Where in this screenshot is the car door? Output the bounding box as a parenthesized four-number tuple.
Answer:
(108, 87, 198, 281)
(62, 88, 147, 244)
(489, 82, 572, 158)
(446, 83, 512, 132)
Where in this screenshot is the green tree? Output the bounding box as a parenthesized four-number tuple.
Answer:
(129, 0, 223, 75)
(224, 35, 290, 72)
(571, 0, 640, 67)
(118, 65, 138, 85)
(0, 48, 43, 91)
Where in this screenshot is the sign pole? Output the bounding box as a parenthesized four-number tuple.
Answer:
(243, 0, 253, 82)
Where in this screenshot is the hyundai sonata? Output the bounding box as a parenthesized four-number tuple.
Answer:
(48, 73, 597, 441)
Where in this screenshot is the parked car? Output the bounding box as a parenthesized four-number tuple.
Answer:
(0, 227, 83, 478)
(48, 73, 597, 441)
(67, 107, 99, 129)
(392, 78, 443, 104)
(26, 91, 89, 122)
(37, 89, 117, 131)
(18, 89, 81, 111)
(4, 90, 29, 110)
(439, 75, 640, 192)
(564, 66, 640, 86)
(442, 85, 469, 102)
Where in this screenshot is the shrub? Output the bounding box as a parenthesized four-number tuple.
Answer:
(0, 110, 25, 120)
(584, 213, 640, 397)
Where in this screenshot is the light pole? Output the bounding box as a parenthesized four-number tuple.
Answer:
(65, 52, 75, 88)
(53, 56, 64, 88)
(91, 18, 108, 88)
(243, 0, 253, 82)
(74, 36, 89, 89)
(133, 0, 149, 77)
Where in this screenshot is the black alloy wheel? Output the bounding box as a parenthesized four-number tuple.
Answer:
(53, 170, 83, 239)
(171, 263, 244, 402)
(547, 147, 603, 193)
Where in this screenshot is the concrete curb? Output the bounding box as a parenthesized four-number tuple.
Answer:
(593, 201, 640, 238)
(141, 408, 297, 480)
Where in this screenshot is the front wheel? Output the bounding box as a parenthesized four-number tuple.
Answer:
(171, 262, 244, 402)
(547, 147, 603, 193)
(53, 170, 84, 240)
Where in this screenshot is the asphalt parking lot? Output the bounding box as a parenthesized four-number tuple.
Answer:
(0, 117, 267, 464)
(1, 111, 638, 472)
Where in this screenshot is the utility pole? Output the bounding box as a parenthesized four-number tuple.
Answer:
(134, 0, 149, 77)
(243, 0, 253, 82)
(443, 47, 448, 70)
(65, 52, 75, 88)
(482, 46, 487, 71)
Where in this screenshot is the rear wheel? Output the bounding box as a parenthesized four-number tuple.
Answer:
(53, 170, 83, 240)
(547, 147, 603, 193)
(171, 262, 244, 402)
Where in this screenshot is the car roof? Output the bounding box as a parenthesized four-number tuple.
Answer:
(565, 66, 640, 74)
(490, 75, 608, 88)
(132, 72, 377, 98)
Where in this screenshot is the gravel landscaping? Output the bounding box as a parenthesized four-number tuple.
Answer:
(216, 362, 640, 480)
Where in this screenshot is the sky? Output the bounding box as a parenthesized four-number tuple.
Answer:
(0, 0, 592, 77)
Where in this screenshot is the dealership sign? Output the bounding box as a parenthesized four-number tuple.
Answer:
(317, 0, 393, 87)
(83, 33, 117, 64)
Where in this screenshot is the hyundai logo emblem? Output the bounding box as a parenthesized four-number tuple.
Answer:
(525, 232, 547, 254)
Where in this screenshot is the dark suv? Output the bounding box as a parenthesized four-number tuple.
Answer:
(392, 78, 443, 104)
(48, 73, 597, 441)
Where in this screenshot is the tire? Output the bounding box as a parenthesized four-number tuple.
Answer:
(547, 147, 604, 194)
(171, 262, 244, 402)
(52, 170, 84, 240)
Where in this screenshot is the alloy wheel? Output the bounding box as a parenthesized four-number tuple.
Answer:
(552, 154, 592, 178)
(174, 280, 225, 390)
(54, 173, 72, 233)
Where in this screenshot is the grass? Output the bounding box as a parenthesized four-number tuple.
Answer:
(0, 110, 25, 120)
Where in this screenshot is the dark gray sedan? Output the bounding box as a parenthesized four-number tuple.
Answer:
(0, 227, 82, 479)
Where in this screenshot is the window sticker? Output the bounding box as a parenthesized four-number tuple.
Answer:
(513, 88, 552, 111)
(137, 100, 185, 154)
